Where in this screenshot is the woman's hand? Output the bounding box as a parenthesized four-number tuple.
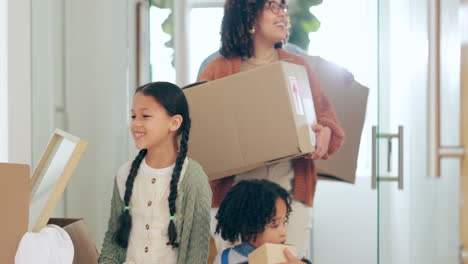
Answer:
(305, 124, 331, 160)
(276, 248, 307, 264)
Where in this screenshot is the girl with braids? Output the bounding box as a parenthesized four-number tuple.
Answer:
(198, 0, 345, 259)
(98, 82, 212, 264)
(213, 179, 312, 264)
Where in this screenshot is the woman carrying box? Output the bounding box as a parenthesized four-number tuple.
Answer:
(198, 0, 345, 259)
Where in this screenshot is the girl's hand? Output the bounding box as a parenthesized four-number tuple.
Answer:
(305, 124, 331, 160)
(276, 248, 307, 264)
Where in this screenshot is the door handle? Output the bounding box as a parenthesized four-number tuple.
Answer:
(372, 126, 404, 189)
(427, 0, 465, 177)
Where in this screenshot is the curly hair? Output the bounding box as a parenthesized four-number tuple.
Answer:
(215, 179, 292, 244)
(220, 0, 287, 58)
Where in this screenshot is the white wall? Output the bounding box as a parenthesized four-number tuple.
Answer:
(29, 0, 133, 247)
(31, 0, 73, 218)
(32, 0, 65, 168)
(7, 0, 31, 164)
(63, 0, 131, 247)
(0, 0, 7, 162)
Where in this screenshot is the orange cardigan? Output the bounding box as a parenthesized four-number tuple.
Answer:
(198, 49, 345, 207)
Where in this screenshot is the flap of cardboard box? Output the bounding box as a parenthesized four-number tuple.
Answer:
(48, 218, 98, 264)
(306, 56, 369, 184)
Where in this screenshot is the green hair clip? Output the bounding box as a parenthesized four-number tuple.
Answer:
(124, 206, 130, 211)
(169, 216, 175, 221)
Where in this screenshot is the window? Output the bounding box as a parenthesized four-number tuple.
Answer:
(188, 7, 223, 82)
(149, 6, 175, 83)
(148, 0, 224, 86)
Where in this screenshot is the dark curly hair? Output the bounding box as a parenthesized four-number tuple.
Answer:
(220, 0, 287, 58)
(114, 81, 191, 249)
(215, 179, 292, 244)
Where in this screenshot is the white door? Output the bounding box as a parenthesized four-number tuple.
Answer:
(377, 0, 462, 263)
(312, 0, 463, 263)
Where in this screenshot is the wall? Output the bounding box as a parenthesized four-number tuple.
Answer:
(7, 0, 31, 164)
(32, 0, 65, 167)
(31, 0, 67, 216)
(0, 0, 7, 162)
(30, 0, 134, 246)
(63, 0, 131, 247)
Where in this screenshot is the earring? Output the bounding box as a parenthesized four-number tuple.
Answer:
(249, 27, 256, 34)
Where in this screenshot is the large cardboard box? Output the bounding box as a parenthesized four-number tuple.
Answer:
(305, 56, 369, 184)
(0, 163, 30, 264)
(248, 243, 297, 264)
(186, 61, 317, 180)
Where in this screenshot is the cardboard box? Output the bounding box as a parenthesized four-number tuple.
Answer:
(186, 61, 316, 180)
(0, 163, 30, 264)
(248, 243, 297, 264)
(47, 218, 99, 264)
(305, 56, 369, 184)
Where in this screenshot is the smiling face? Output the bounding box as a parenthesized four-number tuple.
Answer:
(130, 92, 181, 151)
(250, 198, 288, 247)
(254, 0, 289, 46)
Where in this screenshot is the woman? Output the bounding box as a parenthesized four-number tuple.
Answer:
(198, 0, 345, 258)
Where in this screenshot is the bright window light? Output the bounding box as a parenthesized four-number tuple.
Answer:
(189, 7, 223, 82)
(149, 6, 176, 83)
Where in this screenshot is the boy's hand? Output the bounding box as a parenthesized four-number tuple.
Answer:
(276, 248, 307, 264)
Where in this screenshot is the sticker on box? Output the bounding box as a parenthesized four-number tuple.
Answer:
(303, 98, 317, 146)
(289, 76, 304, 115)
(303, 98, 316, 124)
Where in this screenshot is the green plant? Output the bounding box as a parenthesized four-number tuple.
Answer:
(288, 0, 323, 50)
(150, 0, 174, 54)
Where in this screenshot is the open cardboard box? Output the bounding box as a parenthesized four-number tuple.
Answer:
(0, 129, 97, 264)
(305, 56, 369, 184)
(47, 218, 98, 264)
(186, 61, 317, 180)
(248, 243, 297, 264)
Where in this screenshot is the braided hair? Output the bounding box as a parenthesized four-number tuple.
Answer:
(114, 81, 191, 248)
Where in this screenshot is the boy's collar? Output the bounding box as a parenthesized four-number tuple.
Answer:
(232, 242, 256, 257)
